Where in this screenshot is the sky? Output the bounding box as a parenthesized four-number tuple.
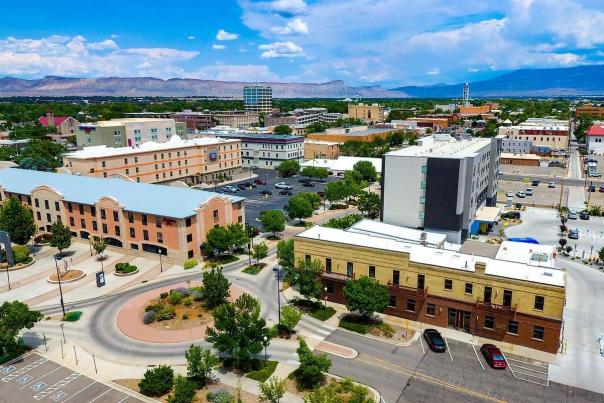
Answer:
(1, 0, 604, 88)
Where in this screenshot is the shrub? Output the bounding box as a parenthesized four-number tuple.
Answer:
(139, 365, 174, 397)
(115, 262, 126, 271)
(143, 311, 156, 324)
(192, 290, 203, 302)
(12, 245, 31, 264)
(155, 305, 176, 321)
(245, 360, 278, 382)
(62, 311, 82, 322)
(182, 296, 193, 307)
(115, 263, 137, 273)
(145, 303, 163, 312)
(168, 291, 184, 305)
(207, 390, 234, 403)
(338, 315, 368, 334)
(173, 287, 191, 296)
(183, 259, 198, 270)
(167, 375, 197, 403)
(182, 313, 189, 320)
(160, 292, 169, 299)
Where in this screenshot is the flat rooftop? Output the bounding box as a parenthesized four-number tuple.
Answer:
(296, 224, 564, 287)
(301, 156, 382, 173)
(0, 168, 243, 219)
(386, 136, 492, 158)
(79, 118, 177, 128)
(347, 219, 446, 248)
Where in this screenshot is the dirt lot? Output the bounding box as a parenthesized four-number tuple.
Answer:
(497, 180, 568, 208)
(500, 163, 566, 177)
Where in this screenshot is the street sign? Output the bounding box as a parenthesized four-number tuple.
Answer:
(95, 271, 105, 288)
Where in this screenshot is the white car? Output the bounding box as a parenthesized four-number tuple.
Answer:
(222, 185, 239, 193)
(516, 191, 526, 198)
(525, 188, 534, 196)
(548, 181, 556, 188)
(506, 191, 514, 197)
(274, 182, 293, 190)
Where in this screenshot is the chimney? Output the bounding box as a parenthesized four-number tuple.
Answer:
(46, 112, 55, 127)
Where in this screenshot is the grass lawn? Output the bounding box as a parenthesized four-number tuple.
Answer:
(293, 299, 336, 321)
(208, 255, 239, 265)
(245, 359, 278, 382)
(242, 263, 266, 275)
(338, 314, 395, 337)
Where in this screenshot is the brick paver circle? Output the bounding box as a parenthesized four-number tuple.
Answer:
(116, 282, 245, 343)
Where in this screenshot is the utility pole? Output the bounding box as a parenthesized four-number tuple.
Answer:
(55, 257, 66, 316)
(559, 178, 565, 211)
(277, 268, 281, 325)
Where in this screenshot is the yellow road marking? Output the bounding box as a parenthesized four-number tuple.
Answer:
(355, 354, 507, 403)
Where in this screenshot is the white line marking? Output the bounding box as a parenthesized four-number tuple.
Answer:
(20, 365, 62, 389)
(63, 380, 97, 402)
(472, 344, 485, 371)
(419, 336, 425, 354)
(88, 387, 112, 403)
(116, 396, 129, 403)
(444, 337, 454, 363)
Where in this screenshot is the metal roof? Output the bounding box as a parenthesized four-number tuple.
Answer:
(0, 168, 244, 219)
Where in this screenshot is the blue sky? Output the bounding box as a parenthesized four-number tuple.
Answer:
(1, 0, 604, 87)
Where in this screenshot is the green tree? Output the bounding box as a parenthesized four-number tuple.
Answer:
(293, 259, 324, 301)
(287, 194, 314, 223)
(293, 339, 331, 389)
(352, 161, 378, 183)
(205, 226, 232, 256)
(324, 180, 349, 206)
(343, 276, 389, 322)
(599, 247, 604, 263)
(280, 305, 302, 333)
(259, 376, 286, 403)
(138, 365, 174, 397)
(167, 375, 197, 403)
(260, 210, 286, 237)
(252, 242, 269, 264)
(298, 192, 321, 209)
(185, 344, 219, 388)
(11, 245, 31, 264)
(0, 197, 35, 245)
(323, 213, 364, 229)
(276, 239, 294, 271)
(0, 301, 42, 353)
(226, 223, 247, 252)
(17, 139, 66, 171)
(273, 125, 293, 135)
(202, 266, 231, 309)
(49, 221, 72, 256)
(301, 166, 318, 179)
(357, 191, 381, 219)
(277, 160, 300, 178)
(92, 236, 107, 258)
(206, 293, 271, 369)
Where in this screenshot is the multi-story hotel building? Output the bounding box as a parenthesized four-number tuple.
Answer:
(575, 103, 604, 119)
(61, 136, 243, 185)
(0, 169, 244, 260)
(243, 85, 273, 113)
(348, 103, 385, 124)
(213, 111, 260, 128)
(498, 119, 569, 150)
(265, 108, 344, 128)
(75, 118, 187, 148)
(294, 219, 565, 353)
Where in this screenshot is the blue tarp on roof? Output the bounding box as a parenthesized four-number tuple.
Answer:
(0, 168, 244, 219)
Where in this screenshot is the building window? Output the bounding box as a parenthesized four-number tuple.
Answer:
(444, 279, 453, 291)
(143, 230, 149, 241)
(128, 212, 134, 223)
(69, 217, 75, 226)
(417, 274, 425, 289)
(346, 262, 353, 277)
(507, 320, 519, 335)
(46, 213, 51, 222)
(44, 200, 49, 209)
(55, 202, 60, 211)
(185, 217, 192, 227)
(187, 234, 193, 243)
(368, 265, 375, 278)
(79, 204, 84, 214)
(100, 209, 106, 220)
(534, 295, 544, 311)
(420, 196, 426, 204)
(421, 165, 428, 174)
(426, 303, 436, 317)
(503, 290, 513, 307)
(91, 207, 96, 217)
(130, 228, 135, 238)
(532, 326, 544, 341)
(36, 211, 41, 220)
(213, 210, 219, 222)
(484, 315, 495, 330)
(388, 295, 396, 308)
(113, 211, 119, 221)
(406, 299, 416, 312)
(325, 258, 331, 273)
(484, 286, 492, 303)
(392, 270, 400, 285)
(92, 221, 98, 231)
(142, 214, 147, 225)
(115, 226, 121, 236)
(421, 181, 427, 189)
(464, 283, 473, 295)
(157, 232, 163, 244)
(155, 217, 162, 228)
(35, 198, 39, 208)
(102, 223, 108, 234)
(305, 254, 311, 263)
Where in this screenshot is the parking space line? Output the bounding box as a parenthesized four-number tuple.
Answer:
(419, 335, 425, 354)
(2, 357, 48, 382)
(88, 387, 112, 403)
(443, 337, 454, 363)
(20, 365, 62, 389)
(500, 352, 517, 378)
(62, 380, 97, 402)
(471, 344, 486, 370)
(116, 396, 129, 403)
(33, 372, 81, 400)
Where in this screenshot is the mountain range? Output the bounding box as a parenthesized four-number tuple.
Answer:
(1, 65, 604, 98)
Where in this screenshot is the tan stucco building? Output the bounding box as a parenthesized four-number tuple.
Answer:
(304, 139, 341, 160)
(348, 103, 385, 123)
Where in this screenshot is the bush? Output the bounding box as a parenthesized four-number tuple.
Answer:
(115, 262, 137, 274)
(293, 299, 336, 321)
(338, 315, 368, 334)
(167, 375, 197, 403)
(192, 290, 203, 302)
(182, 296, 193, 306)
(183, 259, 198, 270)
(182, 313, 189, 320)
(62, 311, 82, 322)
(160, 292, 169, 299)
(146, 303, 163, 312)
(12, 245, 31, 264)
(115, 262, 126, 271)
(207, 390, 234, 403)
(143, 311, 156, 324)
(155, 305, 176, 321)
(245, 360, 278, 382)
(139, 365, 174, 397)
(168, 290, 184, 305)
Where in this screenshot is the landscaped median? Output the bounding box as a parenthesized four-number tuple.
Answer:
(292, 298, 336, 321)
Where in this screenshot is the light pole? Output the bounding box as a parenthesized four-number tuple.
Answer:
(159, 248, 163, 272)
(31, 235, 36, 257)
(277, 267, 281, 325)
(323, 286, 328, 308)
(263, 335, 268, 360)
(54, 256, 66, 317)
(4, 248, 11, 291)
(88, 238, 93, 256)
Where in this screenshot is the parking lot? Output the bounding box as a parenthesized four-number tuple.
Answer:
(0, 353, 142, 403)
(497, 180, 568, 208)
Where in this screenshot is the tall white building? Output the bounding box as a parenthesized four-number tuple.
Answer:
(243, 85, 273, 113)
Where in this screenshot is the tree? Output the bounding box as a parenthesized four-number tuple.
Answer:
(259, 376, 286, 403)
(293, 339, 331, 389)
(17, 139, 66, 171)
(357, 191, 380, 219)
(299, 192, 321, 209)
(301, 166, 317, 179)
(280, 306, 302, 333)
(599, 247, 604, 263)
(287, 194, 314, 223)
(293, 258, 323, 301)
(343, 276, 389, 322)
(49, 221, 72, 256)
(167, 375, 197, 403)
(92, 236, 107, 257)
(138, 365, 174, 397)
(352, 161, 378, 183)
(0, 197, 36, 245)
(273, 125, 293, 135)
(260, 210, 286, 237)
(202, 266, 231, 309)
(0, 301, 42, 353)
(206, 293, 271, 369)
(323, 213, 364, 229)
(325, 180, 349, 206)
(276, 239, 294, 271)
(253, 242, 269, 264)
(277, 160, 300, 178)
(226, 223, 247, 252)
(205, 226, 232, 256)
(558, 238, 567, 248)
(185, 344, 219, 388)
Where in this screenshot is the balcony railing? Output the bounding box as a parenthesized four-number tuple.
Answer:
(322, 271, 354, 282)
(387, 281, 428, 299)
(474, 300, 516, 316)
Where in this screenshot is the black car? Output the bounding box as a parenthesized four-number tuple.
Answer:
(531, 180, 540, 186)
(298, 178, 312, 183)
(279, 190, 293, 196)
(580, 211, 590, 220)
(599, 186, 604, 193)
(241, 181, 256, 188)
(236, 183, 248, 190)
(260, 190, 272, 196)
(302, 181, 315, 187)
(423, 329, 446, 353)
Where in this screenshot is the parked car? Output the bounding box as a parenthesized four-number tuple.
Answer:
(275, 182, 293, 190)
(236, 183, 248, 190)
(599, 186, 604, 193)
(567, 211, 578, 220)
(516, 191, 526, 198)
(222, 185, 239, 193)
(298, 178, 312, 183)
(480, 344, 507, 369)
(278, 190, 293, 196)
(254, 178, 265, 185)
(580, 211, 590, 220)
(316, 191, 325, 198)
(502, 211, 521, 220)
(506, 191, 514, 197)
(240, 181, 256, 188)
(260, 190, 273, 196)
(531, 180, 540, 186)
(423, 329, 446, 353)
(525, 188, 534, 196)
(302, 181, 315, 187)
(569, 229, 579, 239)
(548, 182, 556, 188)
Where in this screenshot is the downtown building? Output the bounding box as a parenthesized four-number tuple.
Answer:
(243, 85, 273, 113)
(0, 168, 244, 261)
(498, 118, 569, 151)
(75, 118, 187, 148)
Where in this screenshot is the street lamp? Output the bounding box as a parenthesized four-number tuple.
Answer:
(31, 235, 36, 257)
(277, 268, 281, 325)
(54, 256, 66, 317)
(323, 286, 328, 308)
(263, 335, 268, 360)
(158, 247, 164, 272)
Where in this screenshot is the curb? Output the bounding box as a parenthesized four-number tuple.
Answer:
(328, 373, 382, 403)
(335, 325, 419, 348)
(114, 269, 140, 277)
(3, 257, 37, 271)
(47, 270, 86, 284)
(315, 340, 358, 359)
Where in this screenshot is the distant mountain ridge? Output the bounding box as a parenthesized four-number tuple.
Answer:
(391, 65, 604, 97)
(0, 76, 407, 98)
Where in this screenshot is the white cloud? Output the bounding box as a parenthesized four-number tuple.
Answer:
(187, 35, 196, 40)
(190, 64, 279, 81)
(271, 0, 307, 14)
(258, 41, 305, 58)
(87, 39, 118, 51)
(110, 34, 119, 39)
(216, 29, 239, 41)
(427, 68, 441, 76)
(270, 18, 309, 35)
(212, 44, 226, 50)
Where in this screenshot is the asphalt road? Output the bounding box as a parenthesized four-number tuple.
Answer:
(500, 174, 602, 188)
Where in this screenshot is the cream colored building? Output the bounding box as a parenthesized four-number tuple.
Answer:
(62, 135, 243, 185)
(348, 103, 385, 123)
(75, 118, 187, 148)
(213, 112, 259, 128)
(498, 120, 569, 150)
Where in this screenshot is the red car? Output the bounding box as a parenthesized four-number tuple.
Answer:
(480, 344, 507, 369)
(254, 178, 265, 185)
